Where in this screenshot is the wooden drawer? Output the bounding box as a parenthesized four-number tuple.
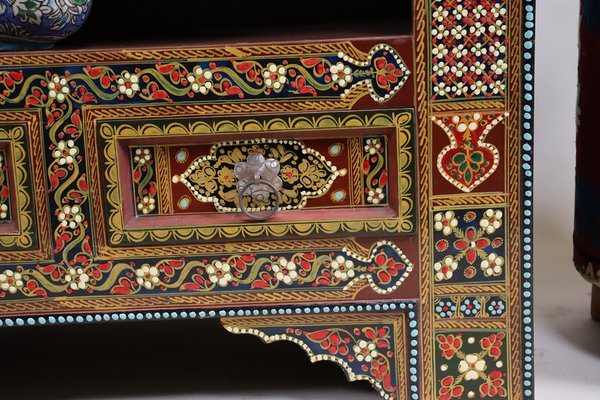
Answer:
(0, 1, 535, 399)
(91, 109, 416, 250)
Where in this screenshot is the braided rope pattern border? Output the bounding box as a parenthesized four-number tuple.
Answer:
(431, 194, 508, 208)
(0, 42, 369, 67)
(507, 1, 525, 398)
(431, 101, 506, 112)
(415, 0, 432, 398)
(433, 284, 507, 296)
(433, 320, 506, 330)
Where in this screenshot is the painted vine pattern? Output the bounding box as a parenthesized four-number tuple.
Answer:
(130, 146, 158, 216)
(0, 238, 411, 297)
(0, 44, 409, 299)
(363, 136, 389, 205)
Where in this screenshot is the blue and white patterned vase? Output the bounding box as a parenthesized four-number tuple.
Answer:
(0, 0, 92, 50)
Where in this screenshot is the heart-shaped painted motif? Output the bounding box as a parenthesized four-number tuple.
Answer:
(433, 112, 508, 192)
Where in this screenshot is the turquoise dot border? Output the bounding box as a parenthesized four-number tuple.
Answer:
(0, 300, 420, 399)
(521, 1, 535, 399)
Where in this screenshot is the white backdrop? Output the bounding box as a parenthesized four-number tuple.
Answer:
(533, 1, 600, 399)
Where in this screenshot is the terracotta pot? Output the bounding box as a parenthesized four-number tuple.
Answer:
(0, 0, 92, 50)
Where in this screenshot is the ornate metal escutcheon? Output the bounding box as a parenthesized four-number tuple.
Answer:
(234, 152, 282, 221)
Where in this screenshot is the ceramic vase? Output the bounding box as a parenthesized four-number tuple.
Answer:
(0, 0, 92, 50)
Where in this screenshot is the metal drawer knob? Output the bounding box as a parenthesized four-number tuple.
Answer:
(234, 152, 282, 221)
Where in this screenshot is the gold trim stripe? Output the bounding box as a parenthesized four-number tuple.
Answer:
(155, 146, 173, 215)
(0, 301, 61, 314)
(431, 101, 506, 112)
(432, 194, 508, 208)
(433, 284, 507, 296)
(222, 313, 404, 328)
(414, 0, 432, 398)
(507, 1, 524, 398)
(169, 287, 365, 306)
(0, 41, 370, 67)
(0, 285, 367, 316)
(93, 238, 370, 260)
(434, 320, 507, 330)
(350, 137, 364, 205)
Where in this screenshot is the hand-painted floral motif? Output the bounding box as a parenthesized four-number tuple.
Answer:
(65, 267, 90, 291)
(135, 264, 160, 290)
(434, 255, 458, 282)
(57, 204, 83, 230)
(224, 313, 417, 400)
(47, 74, 69, 102)
(433, 208, 506, 283)
(329, 62, 353, 87)
(436, 331, 508, 399)
(480, 253, 504, 277)
(433, 211, 458, 236)
(434, 296, 506, 319)
(130, 147, 158, 216)
(330, 255, 356, 281)
(0, 44, 408, 103)
(174, 138, 341, 213)
(435, 300, 457, 318)
(303, 326, 397, 393)
(0, 150, 9, 221)
(431, 0, 508, 100)
(0, 55, 414, 299)
(3, 44, 407, 104)
(187, 67, 213, 94)
(271, 257, 299, 285)
(460, 298, 481, 317)
(479, 209, 503, 234)
(116, 71, 140, 97)
(433, 112, 507, 192)
(52, 139, 78, 165)
(0, 241, 412, 298)
(363, 136, 389, 205)
(205, 261, 233, 288)
(0, 46, 411, 295)
(487, 299, 506, 316)
(0, 269, 22, 294)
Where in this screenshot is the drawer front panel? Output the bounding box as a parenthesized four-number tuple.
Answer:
(90, 109, 416, 254)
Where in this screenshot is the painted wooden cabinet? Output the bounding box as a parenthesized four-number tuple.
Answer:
(0, 1, 535, 399)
